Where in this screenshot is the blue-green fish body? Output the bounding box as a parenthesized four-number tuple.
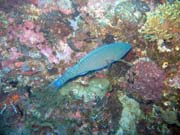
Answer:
(50, 42, 132, 89)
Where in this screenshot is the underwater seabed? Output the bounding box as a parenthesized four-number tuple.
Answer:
(0, 0, 180, 135)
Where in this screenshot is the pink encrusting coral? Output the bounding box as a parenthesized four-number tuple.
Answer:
(9, 47, 24, 60)
(7, 22, 19, 41)
(1, 47, 24, 69)
(126, 61, 165, 102)
(79, 0, 116, 25)
(34, 0, 74, 15)
(55, 39, 73, 64)
(18, 20, 59, 64)
(37, 43, 59, 64)
(6, 20, 83, 65)
(18, 21, 45, 47)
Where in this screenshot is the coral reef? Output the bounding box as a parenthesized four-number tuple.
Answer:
(1, 0, 180, 135)
(126, 60, 165, 102)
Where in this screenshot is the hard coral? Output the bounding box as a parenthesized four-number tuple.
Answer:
(126, 61, 165, 102)
(139, 1, 180, 44)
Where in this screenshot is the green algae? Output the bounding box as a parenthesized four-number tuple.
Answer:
(139, 1, 180, 42)
(59, 78, 110, 102)
(153, 105, 180, 126)
(116, 91, 144, 135)
(114, 1, 148, 24)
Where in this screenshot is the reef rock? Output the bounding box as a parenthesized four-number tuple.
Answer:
(116, 91, 143, 135)
(114, 0, 149, 24)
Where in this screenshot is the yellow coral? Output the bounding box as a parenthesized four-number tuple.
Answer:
(162, 61, 168, 69)
(20, 4, 41, 21)
(139, 1, 180, 42)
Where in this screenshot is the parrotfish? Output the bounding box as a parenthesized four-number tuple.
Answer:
(50, 42, 132, 89)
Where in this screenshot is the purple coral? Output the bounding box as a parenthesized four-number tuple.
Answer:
(126, 61, 165, 102)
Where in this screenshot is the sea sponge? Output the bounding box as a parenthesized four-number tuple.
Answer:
(126, 61, 165, 102)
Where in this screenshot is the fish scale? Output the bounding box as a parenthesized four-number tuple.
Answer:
(49, 42, 132, 90)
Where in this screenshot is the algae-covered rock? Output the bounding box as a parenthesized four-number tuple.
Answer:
(153, 105, 180, 126)
(59, 78, 110, 102)
(114, 1, 149, 24)
(116, 91, 144, 135)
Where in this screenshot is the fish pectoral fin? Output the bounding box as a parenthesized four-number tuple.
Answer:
(105, 59, 114, 68)
(118, 59, 132, 66)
